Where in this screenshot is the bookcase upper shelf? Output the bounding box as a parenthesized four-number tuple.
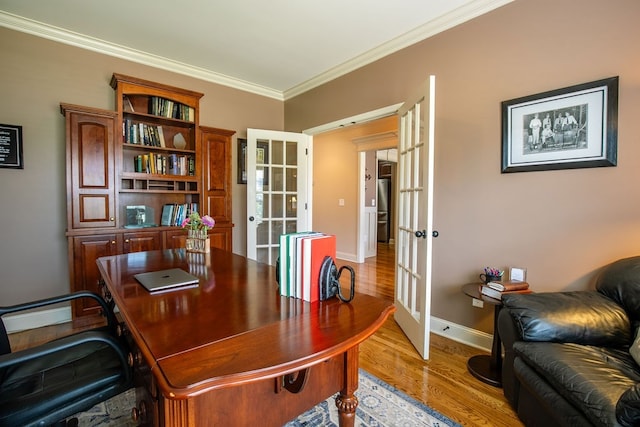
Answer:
(110, 72, 204, 225)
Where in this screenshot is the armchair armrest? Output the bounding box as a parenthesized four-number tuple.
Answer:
(0, 291, 118, 331)
(0, 329, 131, 384)
(501, 291, 631, 347)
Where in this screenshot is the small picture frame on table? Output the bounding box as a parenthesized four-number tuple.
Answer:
(510, 267, 527, 282)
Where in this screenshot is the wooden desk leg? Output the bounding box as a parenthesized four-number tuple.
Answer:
(335, 346, 359, 427)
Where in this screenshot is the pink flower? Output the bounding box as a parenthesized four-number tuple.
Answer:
(180, 211, 215, 231)
(201, 215, 215, 229)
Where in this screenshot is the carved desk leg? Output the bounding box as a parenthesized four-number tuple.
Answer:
(335, 346, 359, 427)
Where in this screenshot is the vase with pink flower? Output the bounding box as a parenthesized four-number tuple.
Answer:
(182, 211, 215, 253)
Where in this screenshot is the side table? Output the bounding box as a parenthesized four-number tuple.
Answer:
(462, 283, 503, 387)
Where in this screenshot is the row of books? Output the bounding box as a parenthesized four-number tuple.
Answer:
(123, 119, 168, 147)
(480, 280, 531, 300)
(123, 95, 195, 123)
(149, 96, 195, 122)
(278, 232, 336, 302)
(133, 153, 195, 175)
(160, 203, 198, 227)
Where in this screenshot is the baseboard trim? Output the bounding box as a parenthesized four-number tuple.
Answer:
(336, 251, 358, 263)
(4, 307, 71, 334)
(431, 315, 492, 352)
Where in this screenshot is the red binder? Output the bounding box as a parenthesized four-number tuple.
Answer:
(302, 234, 336, 302)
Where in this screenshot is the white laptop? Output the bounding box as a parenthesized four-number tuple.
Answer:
(134, 268, 199, 293)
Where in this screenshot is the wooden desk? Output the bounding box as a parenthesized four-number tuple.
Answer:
(97, 249, 394, 426)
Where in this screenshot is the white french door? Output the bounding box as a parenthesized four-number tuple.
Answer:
(246, 129, 311, 265)
(394, 76, 436, 359)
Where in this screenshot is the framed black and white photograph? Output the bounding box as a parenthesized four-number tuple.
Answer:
(0, 123, 24, 169)
(501, 76, 618, 173)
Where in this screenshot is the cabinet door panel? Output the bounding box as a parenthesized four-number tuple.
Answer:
(123, 231, 163, 253)
(201, 127, 233, 224)
(72, 235, 118, 317)
(66, 107, 117, 229)
(209, 227, 232, 252)
(165, 229, 187, 249)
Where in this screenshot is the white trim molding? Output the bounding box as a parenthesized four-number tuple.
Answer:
(0, 11, 283, 101)
(284, 0, 514, 100)
(431, 315, 492, 352)
(0, 0, 513, 101)
(4, 307, 71, 334)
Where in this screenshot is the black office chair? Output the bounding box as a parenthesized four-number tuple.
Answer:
(0, 291, 132, 426)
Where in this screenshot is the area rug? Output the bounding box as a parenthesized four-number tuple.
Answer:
(68, 370, 460, 426)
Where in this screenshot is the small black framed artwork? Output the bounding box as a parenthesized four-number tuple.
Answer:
(237, 138, 269, 185)
(0, 123, 24, 169)
(501, 76, 618, 173)
(237, 138, 247, 184)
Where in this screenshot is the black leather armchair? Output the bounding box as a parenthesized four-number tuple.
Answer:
(0, 291, 132, 426)
(498, 256, 640, 427)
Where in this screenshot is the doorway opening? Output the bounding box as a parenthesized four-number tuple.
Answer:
(307, 112, 398, 263)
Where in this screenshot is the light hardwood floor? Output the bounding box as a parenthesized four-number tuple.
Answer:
(346, 244, 522, 426)
(9, 244, 522, 426)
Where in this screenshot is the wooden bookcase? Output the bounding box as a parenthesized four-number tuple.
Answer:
(62, 74, 235, 318)
(111, 73, 203, 228)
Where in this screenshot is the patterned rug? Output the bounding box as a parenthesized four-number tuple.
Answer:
(68, 370, 461, 426)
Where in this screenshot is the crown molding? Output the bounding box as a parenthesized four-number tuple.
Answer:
(0, 11, 284, 101)
(2, 0, 512, 102)
(284, 0, 513, 100)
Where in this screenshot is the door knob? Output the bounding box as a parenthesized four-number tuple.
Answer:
(415, 230, 439, 238)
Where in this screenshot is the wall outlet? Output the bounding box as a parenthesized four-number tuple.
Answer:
(472, 298, 484, 308)
(338, 199, 345, 206)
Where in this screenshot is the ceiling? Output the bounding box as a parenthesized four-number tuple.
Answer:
(0, 0, 511, 100)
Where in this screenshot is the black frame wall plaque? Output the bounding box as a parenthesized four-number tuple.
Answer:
(0, 123, 24, 169)
(501, 76, 618, 173)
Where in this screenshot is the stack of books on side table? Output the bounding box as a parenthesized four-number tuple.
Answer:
(481, 280, 531, 300)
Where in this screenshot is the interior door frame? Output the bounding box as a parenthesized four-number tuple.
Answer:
(304, 103, 403, 263)
(246, 129, 313, 264)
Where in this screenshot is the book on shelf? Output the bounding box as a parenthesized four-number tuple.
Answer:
(160, 204, 174, 226)
(123, 120, 166, 147)
(160, 203, 198, 227)
(148, 96, 195, 122)
(134, 155, 143, 173)
(168, 154, 178, 175)
(481, 285, 532, 300)
(123, 95, 134, 112)
(486, 280, 529, 292)
(157, 126, 166, 147)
